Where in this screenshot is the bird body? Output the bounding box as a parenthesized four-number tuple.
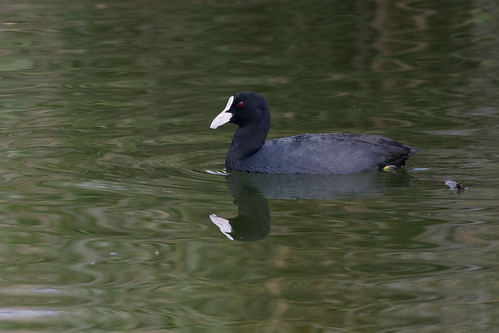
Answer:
(211, 92, 418, 175)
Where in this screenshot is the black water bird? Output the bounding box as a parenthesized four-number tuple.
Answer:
(210, 92, 418, 175)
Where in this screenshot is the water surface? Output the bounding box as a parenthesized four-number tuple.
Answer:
(1, 1, 499, 332)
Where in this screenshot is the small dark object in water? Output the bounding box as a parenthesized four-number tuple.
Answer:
(445, 180, 467, 193)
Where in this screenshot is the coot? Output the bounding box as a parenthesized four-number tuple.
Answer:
(210, 92, 418, 175)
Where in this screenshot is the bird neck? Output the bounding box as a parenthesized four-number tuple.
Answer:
(227, 124, 268, 162)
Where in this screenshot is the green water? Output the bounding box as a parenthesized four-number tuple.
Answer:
(1, 1, 499, 332)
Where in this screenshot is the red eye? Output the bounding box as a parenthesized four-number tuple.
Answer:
(237, 101, 244, 107)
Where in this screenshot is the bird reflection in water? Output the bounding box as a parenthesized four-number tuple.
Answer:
(210, 170, 414, 242)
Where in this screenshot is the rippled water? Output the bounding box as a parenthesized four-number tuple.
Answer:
(1, 1, 499, 332)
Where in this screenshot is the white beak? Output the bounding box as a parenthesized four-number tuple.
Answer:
(210, 96, 234, 129)
(209, 214, 234, 240)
